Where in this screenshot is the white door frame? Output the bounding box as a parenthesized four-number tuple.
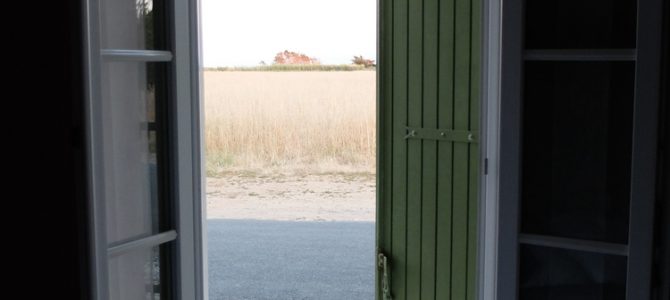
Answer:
(477, 0, 502, 299)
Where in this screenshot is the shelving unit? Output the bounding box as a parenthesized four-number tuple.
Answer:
(503, 0, 664, 299)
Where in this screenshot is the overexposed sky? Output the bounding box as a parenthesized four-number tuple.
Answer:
(200, 0, 376, 67)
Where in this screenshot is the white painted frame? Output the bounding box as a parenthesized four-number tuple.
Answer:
(82, 0, 205, 298)
(174, 0, 207, 298)
(477, 0, 502, 299)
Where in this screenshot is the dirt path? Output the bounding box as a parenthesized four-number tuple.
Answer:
(206, 173, 376, 222)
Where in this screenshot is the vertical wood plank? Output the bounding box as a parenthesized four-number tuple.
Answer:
(435, 0, 456, 297)
(466, 0, 481, 298)
(380, 0, 395, 298)
(406, 0, 424, 297)
(421, 0, 439, 297)
(382, 0, 394, 262)
(451, 0, 472, 298)
(381, 0, 480, 298)
(391, 0, 409, 297)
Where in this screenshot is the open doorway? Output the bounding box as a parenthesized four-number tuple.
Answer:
(200, 0, 377, 298)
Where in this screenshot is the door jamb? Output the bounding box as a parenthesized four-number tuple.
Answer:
(493, 0, 524, 298)
(477, 0, 502, 299)
(173, 0, 206, 298)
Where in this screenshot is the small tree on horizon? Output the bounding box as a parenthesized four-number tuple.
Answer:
(352, 55, 375, 68)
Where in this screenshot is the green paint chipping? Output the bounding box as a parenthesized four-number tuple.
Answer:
(378, 0, 481, 299)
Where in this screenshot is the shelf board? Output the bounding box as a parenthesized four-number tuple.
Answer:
(519, 233, 629, 256)
(524, 49, 636, 61)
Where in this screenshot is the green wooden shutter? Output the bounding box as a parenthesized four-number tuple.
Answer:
(377, 0, 481, 298)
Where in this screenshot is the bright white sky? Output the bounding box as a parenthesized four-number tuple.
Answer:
(200, 0, 377, 67)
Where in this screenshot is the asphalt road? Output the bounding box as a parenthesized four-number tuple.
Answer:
(207, 220, 375, 300)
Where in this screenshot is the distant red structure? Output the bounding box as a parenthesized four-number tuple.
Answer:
(273, 50, 320, 65)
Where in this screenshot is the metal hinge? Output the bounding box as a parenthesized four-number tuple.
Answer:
(404, 127, 479, 143)
(377, 250, 392, 300)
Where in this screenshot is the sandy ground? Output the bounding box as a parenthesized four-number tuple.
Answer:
(206, 173, 376, 222)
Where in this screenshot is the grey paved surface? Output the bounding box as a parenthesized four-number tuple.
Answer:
(207, 220, 375, 300)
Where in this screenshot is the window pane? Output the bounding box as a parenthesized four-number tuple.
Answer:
(102, 61, 166, 244)
(520, 245, 627, 300)
(521, 62, 634, 244)
(525, 0, 636, 49)
(109, 246, 163, 300)
(100, 0, 166, 50)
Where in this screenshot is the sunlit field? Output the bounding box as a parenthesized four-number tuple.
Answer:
(204, 70, 376, 175)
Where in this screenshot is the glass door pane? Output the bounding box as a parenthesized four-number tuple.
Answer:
(100, 0, 167, 50)
(109, 246, 163, 300)
(101, 61, 167, 244)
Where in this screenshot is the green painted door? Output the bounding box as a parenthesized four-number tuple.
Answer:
(377, 0, 481, 299)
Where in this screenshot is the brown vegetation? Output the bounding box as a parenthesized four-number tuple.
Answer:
(204, 71, 376, 175)
(273, 50, 320, 65)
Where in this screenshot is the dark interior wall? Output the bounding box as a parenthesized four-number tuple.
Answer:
(71, 0, 90, 294)
(657, 1, 670, 298)
(9, 0, 88, 298)
(64, 0, 89, 296)
(653, 1, 670, 299)
(71, 0, 89, 296)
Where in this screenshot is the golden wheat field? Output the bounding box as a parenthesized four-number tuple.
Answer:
(204, 71, 376, 175)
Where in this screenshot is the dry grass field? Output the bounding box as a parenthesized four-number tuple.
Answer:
(204, 71, 376, 175)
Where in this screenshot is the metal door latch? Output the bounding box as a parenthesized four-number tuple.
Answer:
(377, 251, 393, 300)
